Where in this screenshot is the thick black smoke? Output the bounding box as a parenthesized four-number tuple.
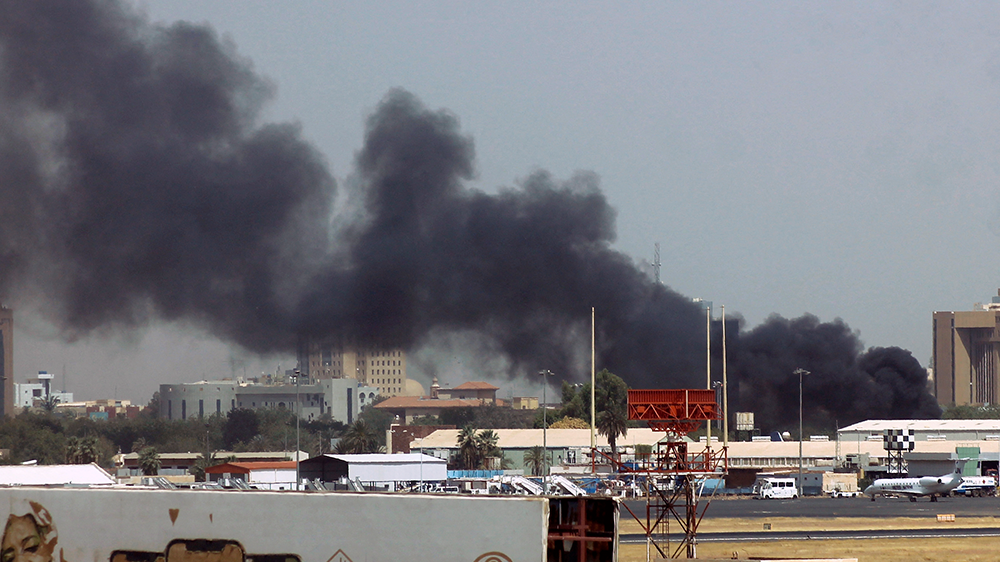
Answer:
(0, 0, 939, 427)
(0, 0, 333, 349)
(737, 315, 941, 432)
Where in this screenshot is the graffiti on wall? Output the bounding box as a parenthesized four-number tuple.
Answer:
(1, 502, 510, 562)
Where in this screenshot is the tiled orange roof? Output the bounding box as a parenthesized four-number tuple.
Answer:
(451, 381, 499, 390)
(375, 396, 486, 409)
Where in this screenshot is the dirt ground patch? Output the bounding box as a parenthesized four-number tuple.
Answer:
(618, 536, 1000, 562)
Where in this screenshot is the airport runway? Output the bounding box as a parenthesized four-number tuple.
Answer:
(625, 495, 1000, 519)
(619, 526, 1000, 543)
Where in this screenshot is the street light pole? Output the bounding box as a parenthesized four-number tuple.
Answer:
(294, 367, 301, 491)
(539, 369, 554, 494)
(794, 368, 810, 498)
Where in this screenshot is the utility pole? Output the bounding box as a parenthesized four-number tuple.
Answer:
(653, 243, 662, 285)
(794, 368, 810, 498)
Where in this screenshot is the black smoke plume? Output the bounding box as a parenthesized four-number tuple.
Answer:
(737, 315, 941, 432)
(0, 0, 939, 429)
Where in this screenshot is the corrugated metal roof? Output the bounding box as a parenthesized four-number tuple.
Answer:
(838, 419, 1000, 432)
(312, 453, 446, 464)
(415, 429, 1000, 460)
(414, 428, 664, 449)
(0, 463, 115, 486)
(205, 461, 297, 474)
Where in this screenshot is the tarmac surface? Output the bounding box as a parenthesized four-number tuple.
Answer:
(619, 526, 1000, 543)
(624, 494, 1000, 519)
(620, 495, 1000, 543)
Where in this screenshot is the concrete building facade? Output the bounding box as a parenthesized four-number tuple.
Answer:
(297, 337, 415, 398)
(933, 292, 1000, 405)
(159, 378, 378, 423)
(15, 371, 73, 409)
(0, 306, 12, 416)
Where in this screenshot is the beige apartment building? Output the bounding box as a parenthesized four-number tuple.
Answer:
(933, 292, 1000, 406)
(298, 337, 416, 398)
(0, 306, 12, 416)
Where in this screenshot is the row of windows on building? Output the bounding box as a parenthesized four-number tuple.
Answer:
(166, 396, 334, 420)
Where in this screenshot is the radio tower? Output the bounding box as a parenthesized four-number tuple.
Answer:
(653, 243, 662, 285)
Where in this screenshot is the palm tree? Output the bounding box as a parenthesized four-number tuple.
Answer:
(523, 446, 545, 476)
(457, 426, 479, 470)
(65, 436, 80, 464)
(40, 394, 60, 413)
(341, 419, 383, 453)
(190, 451, 221, 482)
(597, 408, 628, 459)
(65, 435, 99, 464)
(476, 429, 502, 469)
(78, 436, 99, 464)
(138, 446, 161, 476)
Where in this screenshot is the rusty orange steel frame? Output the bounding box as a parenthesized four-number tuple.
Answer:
(605, 388, 727, 559)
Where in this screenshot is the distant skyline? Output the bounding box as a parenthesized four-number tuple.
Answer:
(10, 1, 1000, 402)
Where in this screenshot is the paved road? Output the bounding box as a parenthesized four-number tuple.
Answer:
(619, 526, 1000, 543)
(623, 495, 1000, 519)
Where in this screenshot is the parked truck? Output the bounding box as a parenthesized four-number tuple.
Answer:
(952, 475, 997, 497)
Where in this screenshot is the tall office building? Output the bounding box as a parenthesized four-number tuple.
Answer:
(297, 337, 412, 398)
(0, 306, 13, 416)
(933, 291, 1000, 406)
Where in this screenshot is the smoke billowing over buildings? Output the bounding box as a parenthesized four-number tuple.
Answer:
(0, 0, 940, 429)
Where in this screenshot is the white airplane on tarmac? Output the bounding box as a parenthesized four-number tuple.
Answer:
(863, 461, 965, 502)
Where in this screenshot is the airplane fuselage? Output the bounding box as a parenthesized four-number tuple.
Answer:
(864, 470, 963, 502)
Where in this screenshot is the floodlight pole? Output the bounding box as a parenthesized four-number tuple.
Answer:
(794, 368, 810, 498)
(539, 369, 554, 493)
(294, 367, 301, 491)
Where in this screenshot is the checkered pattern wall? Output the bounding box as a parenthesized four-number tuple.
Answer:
(883, 429, 915, 451)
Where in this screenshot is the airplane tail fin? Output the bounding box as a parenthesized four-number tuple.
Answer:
(955, 457, 971, 474)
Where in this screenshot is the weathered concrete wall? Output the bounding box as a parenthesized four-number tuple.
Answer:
(0, 487, 547, 562)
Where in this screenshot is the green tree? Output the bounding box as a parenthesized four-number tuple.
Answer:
(594, 369, 629, 457)
(475, 429, 501, 467)
(356, 401, 394, 434)
(472, 403, 535, 429)
(40, 395, 60, 413)
(223, 408, 260, 449)
(65, 436, 80, 464)
(456, 425, 480, 469)
(550, 416, 589, 429)
(138, 446, 161, 476)
(339, 419, 383, 454)
(190, 451, 221, 482)
(634, 444, 653, 464)
(523, 445, 545, 476)
(410, 415, 442, 426)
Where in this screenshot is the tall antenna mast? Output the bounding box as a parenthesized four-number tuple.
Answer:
(653, 243, 662, 285)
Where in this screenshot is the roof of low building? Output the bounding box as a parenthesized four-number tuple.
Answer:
(205, 461, 298, 473)
(450, 382, 499, 390)
(120, 451, 302, 462)
(839, 419, 1000, 433)
(375, 396, 487, 409)
(304, 453, 446, 465)
(0, 463, 115, 486)
(415, 428, 664, 449)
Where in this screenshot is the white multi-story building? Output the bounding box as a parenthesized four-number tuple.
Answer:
(15, 371, 73, 409)
(159, 377, 378, 423)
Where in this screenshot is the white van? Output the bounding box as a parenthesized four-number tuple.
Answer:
(755, 477, 798, 499)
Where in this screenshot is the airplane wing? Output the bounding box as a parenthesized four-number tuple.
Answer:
(891, 490, 926, 497)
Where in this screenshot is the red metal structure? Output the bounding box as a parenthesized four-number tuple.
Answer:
(610, 388, 727, 559)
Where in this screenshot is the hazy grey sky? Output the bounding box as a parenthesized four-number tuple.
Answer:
(13, 1, 1000, 401)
